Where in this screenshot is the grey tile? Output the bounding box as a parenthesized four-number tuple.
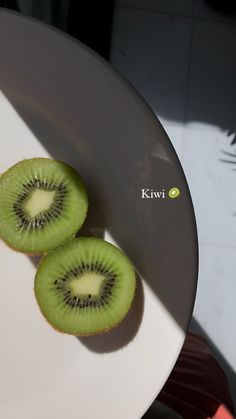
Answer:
(193, 245, 236, 371)
(115, 0, 195, 17)
(187, 19, 236, 132)
(194, 0, 236, 24)
(162, 122, 185, 159)
(111, 6, 192, 124)
(182, 127, 236, 247)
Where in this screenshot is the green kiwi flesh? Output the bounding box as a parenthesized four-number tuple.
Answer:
(0, 158, 88, 253)
(34, 237, 136, 335)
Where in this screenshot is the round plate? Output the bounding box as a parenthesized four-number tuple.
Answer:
(0, 10, 198, 419)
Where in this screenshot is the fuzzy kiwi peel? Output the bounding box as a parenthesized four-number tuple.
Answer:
(34, 237, 137, 336)
(0, 158, 88, 254)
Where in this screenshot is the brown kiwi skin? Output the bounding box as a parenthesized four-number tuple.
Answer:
(0, 158, 88, 255)
(33, 263, 138, 337)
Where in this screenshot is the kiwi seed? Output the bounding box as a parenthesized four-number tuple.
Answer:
(0, 158, 88, 254)
(34, 237, 137, 336)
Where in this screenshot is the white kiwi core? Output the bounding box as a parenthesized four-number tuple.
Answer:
(69, 273, 105, 297)
(24, 189, 56, 217)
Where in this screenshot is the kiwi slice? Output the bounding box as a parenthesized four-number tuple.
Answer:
(0, 158, 88, 254)
(34, 237, 136, 335)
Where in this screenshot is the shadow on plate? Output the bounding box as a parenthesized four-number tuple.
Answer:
(29, 254, 43, 267)
(0, 10, 198, 337)
(29, 251, 144, 353)
(28, 203, 143, 353)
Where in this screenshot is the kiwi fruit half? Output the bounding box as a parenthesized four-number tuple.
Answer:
(0, 158, 88, 254)
(34, 237, 136, 335)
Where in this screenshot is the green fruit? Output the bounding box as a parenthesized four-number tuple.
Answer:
(168, 187, 180, 199)
(34, 237, 136, 336)
(0, 158, 88, 254)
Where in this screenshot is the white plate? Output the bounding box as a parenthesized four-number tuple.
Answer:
(0, 10, 198, 419)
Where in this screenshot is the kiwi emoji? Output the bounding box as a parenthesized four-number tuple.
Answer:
(34, 237, 137, 336)
(0, 158, 88, 254)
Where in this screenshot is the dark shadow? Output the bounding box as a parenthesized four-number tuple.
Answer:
(77, 199, 106, 239)
(143, 317, 236, 419)
(220, 146, 236, 170)
(28, 251, 143, 353)
(142, 400, 183, 419)
(29, 254, 43, 267)
(79, 274, 144, 353)
(0, 1, 114, 60)
(110, 3, 236, 137)
(205, 0, 236, 14)
(0, 9, 198, 339)
(190, 317, 236, 410)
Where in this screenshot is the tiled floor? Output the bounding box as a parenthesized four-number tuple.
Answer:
(116, 0, 195, 17)
(111, 6, 192, 126)
(195, 245, 236, 369)
(111, 0, 236, 406)
(187, 18, 236, 131)
(183, 127, 236, 247)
